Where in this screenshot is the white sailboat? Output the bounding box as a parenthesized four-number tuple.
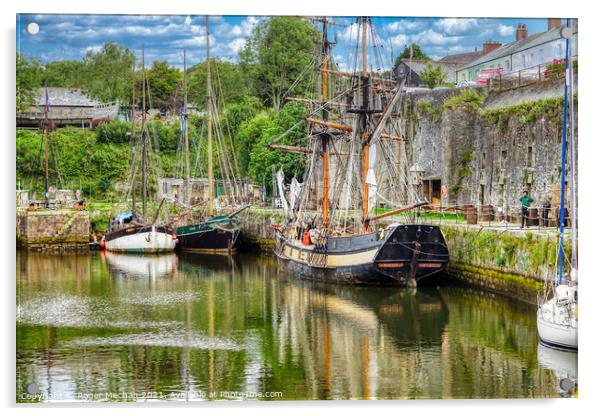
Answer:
(536, 19, 577, 351)
(104, 47, 176, 253)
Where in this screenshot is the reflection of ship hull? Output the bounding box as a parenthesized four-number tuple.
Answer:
(105, 225, 176, 253)
(289, 276, 449, 347)
(276, 224, 449, 286)
(104, 251, 178, 278)
(176, 216, 241, 254)
(538, 343, 578, 379)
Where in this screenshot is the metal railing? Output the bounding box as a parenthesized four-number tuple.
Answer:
(486, 58, 578, 92)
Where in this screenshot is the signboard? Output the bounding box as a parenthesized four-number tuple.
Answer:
(476, 68, 502, 85)
(441, 185, 448, 198)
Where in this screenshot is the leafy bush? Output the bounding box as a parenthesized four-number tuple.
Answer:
(419, 63, 447, 89)
(442, 89, 484, 111)
(95, 120, 131, 144)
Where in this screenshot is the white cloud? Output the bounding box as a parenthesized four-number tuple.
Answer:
(433, 18, 479, 34)
(497, 24, 514, 36)
(384, 20, 427, 33)
(389, 33, 409, 47)
(184, 16, 192, 26)
(413, 29, 463, 46)
(228, 38, 246, 54)
(338, 22, 360, 44)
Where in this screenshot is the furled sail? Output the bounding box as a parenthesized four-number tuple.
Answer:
(276, 169, 290, 218)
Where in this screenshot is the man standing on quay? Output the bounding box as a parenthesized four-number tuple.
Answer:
(519, 190, 534, 229)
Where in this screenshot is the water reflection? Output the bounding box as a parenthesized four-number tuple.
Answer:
(16, 251, 570, 401)
(104, 252, 178, 279)
(537, 344, 578, 397)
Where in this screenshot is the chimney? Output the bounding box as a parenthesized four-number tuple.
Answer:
(483, 40, 502, 54)
(516, 24, 528, 41)
(548, 18, 562, 30)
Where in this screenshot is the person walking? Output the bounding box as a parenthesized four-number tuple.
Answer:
(519, 190, 533, 228)
(541, 195, 551, 227)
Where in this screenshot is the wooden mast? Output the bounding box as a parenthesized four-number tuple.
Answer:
(320, 18, 330, 227)
(141, 45, 148, 220)
(130, 59, 137, 213)
(183, 49, 190, 206)
(43, 87, 49, 208)
(360, 17, 370, 233)
(206, 16, 214, 216)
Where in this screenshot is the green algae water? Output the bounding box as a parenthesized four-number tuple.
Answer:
(16, 251, 576, 402)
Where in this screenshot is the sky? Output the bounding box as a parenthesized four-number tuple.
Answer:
(16, 14, 550, 71)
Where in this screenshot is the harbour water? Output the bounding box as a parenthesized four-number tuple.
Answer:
(16, 251, 576, 401)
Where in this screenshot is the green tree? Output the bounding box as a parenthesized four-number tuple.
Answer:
(187, 59, 249, 108)
(40, 60, 86, 89)
(247, 102, 309, 192)
(239, 16, 319, 109)
(83, 42, 135, 103)
(147, 60, 183, 113)
(223, 96, 263, 137)
(419, 63, 447, 89)
(394, 43, 431, 66)
(16, 53, 41, 112)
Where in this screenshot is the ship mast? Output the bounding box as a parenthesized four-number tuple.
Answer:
(206, 16, 214, 216)
(43, 88, 49, 208)
(141, 45, 148, 220)
(360, 17, 370, 233)
(320, 18, 330, 227)
(183, 49, 190, 206)
(130, 59, 137, 213)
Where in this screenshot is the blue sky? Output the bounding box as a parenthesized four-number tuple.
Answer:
(16, 14, 550, 70)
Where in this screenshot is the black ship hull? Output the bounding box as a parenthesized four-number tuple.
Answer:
(176, 218, 242, 254)
(275, 224, 449, 286)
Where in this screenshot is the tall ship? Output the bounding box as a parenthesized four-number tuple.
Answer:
(536, 19, 577, 350)
(271, 17, 449, 286)
(104, 48, 176, 253)
(173, 16, 246, 254)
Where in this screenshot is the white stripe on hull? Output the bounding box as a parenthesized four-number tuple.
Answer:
(106, 230, 176, 253)
(282, 244, 378, 268)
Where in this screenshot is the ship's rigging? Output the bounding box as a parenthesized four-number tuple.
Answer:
(273, 16, 424, 237)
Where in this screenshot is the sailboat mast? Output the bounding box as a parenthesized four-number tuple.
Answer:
(567, 19, 577, 274)
(558, 20, 570, 285)
(130, 59, 137, 213)
(141, 45, 148, 220)
(320, 19, 330, 227)
(43, 87, 49, 208)
(183, 49, 190, 206)
(360, 17, 370, 232)
(206, 16, 214, 216)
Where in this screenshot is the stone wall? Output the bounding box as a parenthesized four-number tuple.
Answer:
(440, 225, 571, 304)
(400, 77, 577, 214)
(17, 209, 90, 251)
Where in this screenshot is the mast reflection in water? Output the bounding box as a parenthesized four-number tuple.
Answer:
(16, 251, 569, 401)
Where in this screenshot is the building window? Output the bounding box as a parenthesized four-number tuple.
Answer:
(527, 146, 533, 167)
